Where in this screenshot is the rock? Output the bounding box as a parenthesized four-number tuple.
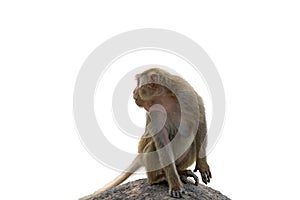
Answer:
(81, 179, 230, 200)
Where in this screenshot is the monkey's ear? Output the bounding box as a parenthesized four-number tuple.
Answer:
(135, 74, 141, 80)
(150, 73, 159, 83)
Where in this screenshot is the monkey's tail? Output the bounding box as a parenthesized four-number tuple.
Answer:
(92, 156, 142, 197)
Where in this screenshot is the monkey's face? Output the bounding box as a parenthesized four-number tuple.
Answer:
(133, 87, 145, 108)
(133, 70, 168, 110)
(134, 84, 165, 112)
(133, 84, 157, 107)
(138, 83, 161, 100)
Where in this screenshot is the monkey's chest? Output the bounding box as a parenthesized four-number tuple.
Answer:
(165, 112, 181, 140)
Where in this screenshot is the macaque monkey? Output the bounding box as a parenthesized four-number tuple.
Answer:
(82, 68, 211, 199)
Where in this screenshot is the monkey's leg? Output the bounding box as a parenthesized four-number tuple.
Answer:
(194, 157, 212, 184)
(141, 139, 166, 184)
(194, 119, 212, 185)
(146, 171, 165, 184)
(150, 111, 183, 198)
(152, 136, 183, 197)
(174, 143, 198, 185)
(143, 151, 166, 184)
(179, 170, 199, 186)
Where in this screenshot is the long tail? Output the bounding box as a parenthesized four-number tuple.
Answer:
(80, 156, 142, 200)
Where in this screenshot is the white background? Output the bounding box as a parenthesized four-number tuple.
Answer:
(1, 1, 300, 200)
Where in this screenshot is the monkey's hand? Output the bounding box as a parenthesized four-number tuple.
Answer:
(179, 170, 199, 186)
(194, 161, 212, 185)
(169, 188, 184, 198)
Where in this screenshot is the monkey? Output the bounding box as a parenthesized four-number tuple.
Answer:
(81, 68, 211, 199)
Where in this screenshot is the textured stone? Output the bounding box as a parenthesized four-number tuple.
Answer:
(81, 179, 230, 200)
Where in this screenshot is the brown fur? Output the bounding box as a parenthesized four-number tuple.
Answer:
(84, 68, 211, 199)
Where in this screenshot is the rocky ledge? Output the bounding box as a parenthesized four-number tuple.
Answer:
(81, 178, 230, 200)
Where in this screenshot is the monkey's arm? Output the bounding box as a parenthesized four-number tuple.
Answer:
(194, 116, 212, 184)
(149, 110, 183, 198)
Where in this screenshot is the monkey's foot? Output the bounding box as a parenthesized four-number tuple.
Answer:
(179, 170, 199, 186)
(169, 188, 184, 198)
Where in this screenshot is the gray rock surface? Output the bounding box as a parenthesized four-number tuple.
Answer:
(81, 179, 230, 200)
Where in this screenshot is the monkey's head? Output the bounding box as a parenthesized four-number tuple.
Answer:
(133, 68, 173, 111)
